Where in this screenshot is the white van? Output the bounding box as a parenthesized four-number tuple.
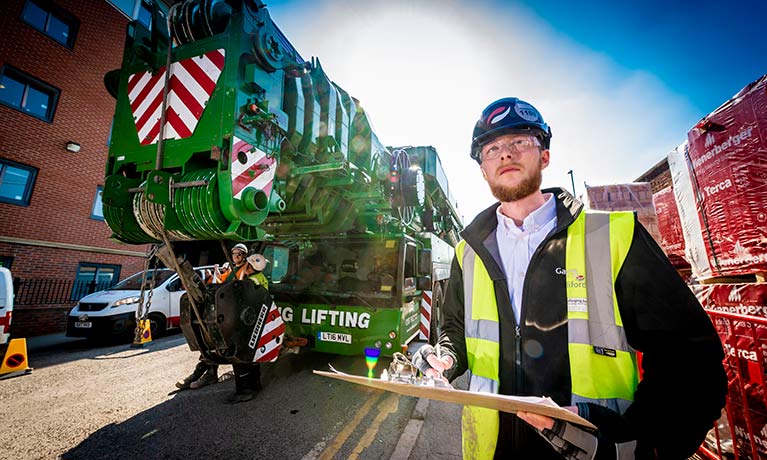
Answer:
(0, 267, 14, 345)
(65, 266, 210, 340)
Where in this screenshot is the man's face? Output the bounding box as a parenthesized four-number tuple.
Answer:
(231, 250, 246, 266)
(479, 133, 549, 202)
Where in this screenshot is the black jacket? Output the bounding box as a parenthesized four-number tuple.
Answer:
(438, 188, 727, 459)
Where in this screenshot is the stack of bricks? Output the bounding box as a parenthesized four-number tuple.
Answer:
(585, 183, 661, 245)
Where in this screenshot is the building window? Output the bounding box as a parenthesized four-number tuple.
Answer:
(0, 256, 13, 269)
(0, 66, 60, 122)
(71, 263, 121, 300)
(0, 158, 38, 206)
(91, 186, 104, 220)
(21, 0, 79, 48)
(107, 0, 152, 28)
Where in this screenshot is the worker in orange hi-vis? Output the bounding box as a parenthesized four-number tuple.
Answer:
(175, 243, 253, 391)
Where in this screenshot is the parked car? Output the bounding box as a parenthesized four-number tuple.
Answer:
(65, 266, 211, 341)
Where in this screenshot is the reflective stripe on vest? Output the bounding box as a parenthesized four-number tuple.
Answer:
(567, 211, 638, 414)
(457, 240, 501, 460)
(249, 272, 268, 288)
(458, 210, 639, 460)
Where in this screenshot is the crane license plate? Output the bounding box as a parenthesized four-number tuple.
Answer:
(318, 332, 351, 344)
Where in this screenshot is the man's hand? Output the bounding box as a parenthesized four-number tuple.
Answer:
(517, 411, 556, 430)
(517, 406, 578, 430)
(411, 345, 454, 380)
(517, 407, 598, 460)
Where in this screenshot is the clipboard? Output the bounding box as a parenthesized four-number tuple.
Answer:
(314, 369, 596, 430)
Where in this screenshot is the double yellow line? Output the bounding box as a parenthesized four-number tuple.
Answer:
(319, 390, 400, 460)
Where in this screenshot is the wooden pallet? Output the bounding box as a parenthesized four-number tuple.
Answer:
(699, 272, 767, 285)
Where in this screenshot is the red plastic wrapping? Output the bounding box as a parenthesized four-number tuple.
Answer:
(653, 186, 690, 269)
(696, 283, 767, 459)
(585, 183, 661, 245)
(686, 75, 767, 278)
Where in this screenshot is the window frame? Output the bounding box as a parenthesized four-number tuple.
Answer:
(0, 158, 38, 207)
(91, 186, 105, 221)
(20, 0, 80, 49)
(0, 256, 13, 269)
(71, 262, 121, 301)
(106, 0, 153, 27)
(0, 66, 60, 123)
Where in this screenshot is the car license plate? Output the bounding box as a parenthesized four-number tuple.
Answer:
(318, 332, 351, 344)
(75, 321, 92, 328)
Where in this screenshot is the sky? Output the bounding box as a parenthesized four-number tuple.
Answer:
(264, 0, 766, 223)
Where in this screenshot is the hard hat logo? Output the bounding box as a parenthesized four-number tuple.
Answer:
(487, 106, 511, 125)
(514, 103, 540, 122)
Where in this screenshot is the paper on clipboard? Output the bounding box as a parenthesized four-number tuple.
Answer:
(313, 368, 596, 430)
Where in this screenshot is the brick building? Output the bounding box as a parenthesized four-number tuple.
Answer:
(0, 0, 154, 337)
(636, 156, 672, 194)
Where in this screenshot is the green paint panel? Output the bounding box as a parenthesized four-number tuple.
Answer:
(280, 303, 404, 356)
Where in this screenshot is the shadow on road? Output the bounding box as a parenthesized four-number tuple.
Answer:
(62, 352, 399, 460)
(27, 332, 187, 369)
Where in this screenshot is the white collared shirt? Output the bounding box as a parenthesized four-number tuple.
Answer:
(495, 194, 558, 325)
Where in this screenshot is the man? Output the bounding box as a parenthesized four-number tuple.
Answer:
(413, 97, 726, 459)
(224, 252, 271, 404)
(175, 243, 253, 391)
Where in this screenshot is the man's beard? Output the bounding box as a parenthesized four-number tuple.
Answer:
(488, 159, 543, 202)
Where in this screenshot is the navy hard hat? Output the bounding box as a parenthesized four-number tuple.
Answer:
(470, 97, 552, 163)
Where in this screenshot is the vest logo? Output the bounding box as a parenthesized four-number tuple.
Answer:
(556, 267, 586, 288)
(593, 346, 617, 358)
(728, 286, 742, 303)
(555, 267, 583, 279)
(704, 132, 716, 148)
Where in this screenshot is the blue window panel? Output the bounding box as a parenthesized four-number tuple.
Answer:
(0, 67, 59, 122)
(0, 160, 37, 206)
(24, 85, 52, 119)
(47, 14, 71, 46)
(91, 186, 105, 221)
(137, 2, 152, 28)
(108, 0, 136, 17)
(0, 74, 25, 108)
(21, 1, 47, 30)
(21, 1, 77, 48)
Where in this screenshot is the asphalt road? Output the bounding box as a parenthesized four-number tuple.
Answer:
(0, 334, 464, 460)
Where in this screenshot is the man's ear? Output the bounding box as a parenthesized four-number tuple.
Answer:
(541, 149, 550, 170)
(480, 166, 488, 180)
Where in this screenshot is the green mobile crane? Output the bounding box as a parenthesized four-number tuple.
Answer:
(102, 0, 462, 361)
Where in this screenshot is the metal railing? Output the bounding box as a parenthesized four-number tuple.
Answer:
(14, 278, 116, 305)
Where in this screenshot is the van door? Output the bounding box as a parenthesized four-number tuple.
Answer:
(0, 267, 14, 345)
(165, 272, 196, 329)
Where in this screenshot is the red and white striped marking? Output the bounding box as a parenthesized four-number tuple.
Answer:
(420, 290, 432, 341)
(231, 136, 276, 199)
(0, 311, 11, 345)
(254, 302, 285, 362)
(127, 49, 225, 145)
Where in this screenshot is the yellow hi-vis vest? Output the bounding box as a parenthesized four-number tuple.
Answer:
(249, 272, 268, 289)
(457, 210, 640, 460)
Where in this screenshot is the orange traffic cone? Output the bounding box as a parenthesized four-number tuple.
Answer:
(130, 319, 153, 348)
(0, 338, 33, 379)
